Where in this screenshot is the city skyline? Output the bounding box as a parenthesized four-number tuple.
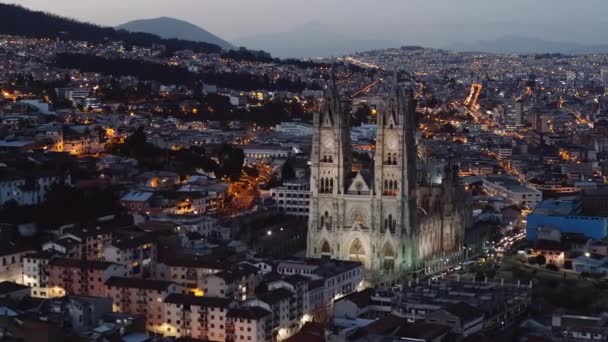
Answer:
(2, 2, 608, 341)
(11, 0, 608, 54)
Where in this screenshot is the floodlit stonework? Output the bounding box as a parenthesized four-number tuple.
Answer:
(307, 77, 469, 279)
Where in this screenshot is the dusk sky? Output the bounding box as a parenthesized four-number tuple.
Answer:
(9, 0, 608, 49)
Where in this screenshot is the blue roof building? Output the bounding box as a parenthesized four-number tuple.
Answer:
(526, 196, 608, 240)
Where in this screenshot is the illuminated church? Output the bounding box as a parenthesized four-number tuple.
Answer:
(306, 77, 469, 278)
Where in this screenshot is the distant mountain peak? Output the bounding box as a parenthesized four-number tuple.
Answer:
(117, 17, 233, 50)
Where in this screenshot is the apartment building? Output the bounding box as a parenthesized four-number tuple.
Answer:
(47, 258, 125, 297)
(161, 294, 235, 341)
(103, 234, 157, 278)
(105, 277, 180, 332)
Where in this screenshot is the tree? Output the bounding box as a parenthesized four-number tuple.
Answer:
(352, 104, 372, 125)
(218, 144, 244, 181)
(281, 160, 296, 181)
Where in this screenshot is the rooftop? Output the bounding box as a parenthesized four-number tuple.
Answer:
(164, 294, 233, 308)
(531, 198, 579, 217)
(227, 306, 271, 320)
(0, 281, 29, 295)
(49, 258, 118, 270)
(105, 277, 174, 291)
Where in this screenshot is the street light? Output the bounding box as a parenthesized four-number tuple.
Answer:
(267, 230, 272, 236)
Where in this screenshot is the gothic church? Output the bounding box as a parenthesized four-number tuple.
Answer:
(306, 77, 468, 277)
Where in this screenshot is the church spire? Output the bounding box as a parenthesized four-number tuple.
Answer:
(384, 70, 402, 126)
(321, 69, 341, 127)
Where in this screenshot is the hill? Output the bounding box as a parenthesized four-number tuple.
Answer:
(0, 4, 221, 54)
(117, 17, 233, 50)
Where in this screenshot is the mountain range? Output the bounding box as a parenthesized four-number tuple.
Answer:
(234, 21, 397, 58)
(449, 36, 608, 55)
(0, 4, 222, 54)
(117, 17, 234, 50)
(4, 3, 608, 58)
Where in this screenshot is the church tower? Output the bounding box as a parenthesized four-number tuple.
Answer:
(307, 77, 352, 259)
(372, 76, 419, 273)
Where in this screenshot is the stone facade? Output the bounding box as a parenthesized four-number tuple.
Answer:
(307, 77, 468, 278)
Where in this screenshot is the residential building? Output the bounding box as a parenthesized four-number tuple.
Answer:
(0, 243, 35, 284)
(42, 236, 81, 258)
(62, 226, 114, 260)
(202, 265, 259, 300)
(276, 258, 363, 310)
(226, 306, 272, 342)
(103, 234, 157, 278)
(158, 256, 226, 292)
(246, 288, 296, 340)
(47, 258, 125, 297)
(22, 251, 55, 297)
(161, 294, 235, 341)
(104, 277, 180, 333)
(0, 172, 71, 206)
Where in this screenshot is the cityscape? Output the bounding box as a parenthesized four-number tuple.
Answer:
(1, 2, 608, 341)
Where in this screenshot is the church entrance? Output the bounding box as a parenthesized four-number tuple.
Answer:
(349, 238, 366, 265)
(321, 240, 331, 259)
(383, 243, 396, 273)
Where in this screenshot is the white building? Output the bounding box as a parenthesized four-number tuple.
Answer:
(18, 99, 54, 114)
(246, 288, 296, 340)
(0, 244, 35, 284)
(22, 251, 55, 297)
(0, 173, 71, 206)
(275, 122, 313, 136)
(483, 175, 542, 208)
(242, 145, 291, 164)
(269, 181, 310, 216)
(275, 259, 363, 309)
